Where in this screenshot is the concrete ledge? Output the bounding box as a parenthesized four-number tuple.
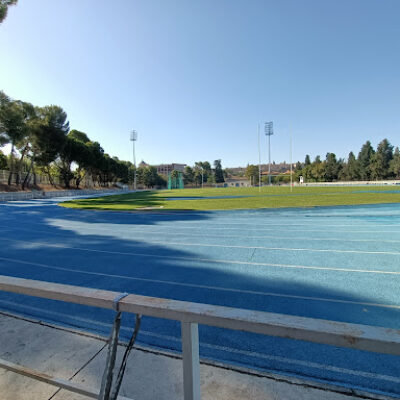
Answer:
(0, 312, 396, 400)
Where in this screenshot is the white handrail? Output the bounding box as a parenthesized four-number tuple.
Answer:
(0, 275, 399, 399)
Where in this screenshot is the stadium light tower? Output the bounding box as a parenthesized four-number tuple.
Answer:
(130, 130, 138, 190)
(265, 121, 274, 185)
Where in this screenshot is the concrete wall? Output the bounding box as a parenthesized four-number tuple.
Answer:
(0, 188, 125, 202)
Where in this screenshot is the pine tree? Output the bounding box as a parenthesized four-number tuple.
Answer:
(213, 159, 225, 183)
(390, 147, 400, 179)
(358, 141, 375, 180)
(370, 139, 393, 180)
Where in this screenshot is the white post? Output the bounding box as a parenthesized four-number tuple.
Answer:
(181, 322, 201, 400)
(290, 130, 293, 192)
(258, 124, 261, 192)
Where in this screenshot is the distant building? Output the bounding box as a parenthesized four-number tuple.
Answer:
(217, 177, 251, 188)
(155, 163, 186, 176)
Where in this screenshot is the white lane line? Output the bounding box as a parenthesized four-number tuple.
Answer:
(45, 219, 400, 235)
(1, 237, 400, 275)
(18, 223, 400, 245)
(0, 256, 399, 310)
(3, 226, 400, 256)
(169, 220, 400, 228)
(4, 216, 400, 236)
(7, 233, 399, 257)
(0, 299, 398, 384)
(144, 240, 400, 256)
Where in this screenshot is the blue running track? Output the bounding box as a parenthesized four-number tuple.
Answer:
(0, 198, 399, 397)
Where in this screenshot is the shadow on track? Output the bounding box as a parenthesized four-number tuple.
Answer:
(0, 202, 399, 397)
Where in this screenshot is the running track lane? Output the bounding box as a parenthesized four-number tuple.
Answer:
(0, 199, 399, 397)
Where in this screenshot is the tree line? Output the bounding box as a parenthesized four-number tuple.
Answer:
(296, 139, 400, 182)
(182, 160, 225, 186)
(0, 91, 168, 189)
(233, 139, 400, 186)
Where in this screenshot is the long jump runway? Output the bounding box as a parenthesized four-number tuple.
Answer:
(0, 198, 399, 397)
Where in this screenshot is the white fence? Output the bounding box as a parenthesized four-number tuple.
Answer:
(0, 276, 399, 400)
(301, 180, 400, 186)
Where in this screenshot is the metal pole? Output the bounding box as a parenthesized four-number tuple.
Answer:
(130, 130, 138, 191)
(201, 168, 204, 189)
(258, 124, 261, 192)
(181, 322, 201, 400)
(133, 140, 137, 191)
(265, 122, 273, 186)
(268, 133, 271, 185)
(290, 130, 293, 192)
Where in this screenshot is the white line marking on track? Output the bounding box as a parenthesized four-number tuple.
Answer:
(2, 234, 400, 256)
(1, 237, 400, 274)
(0, 299, 398, 384)
(45, 219, 400, 235)
(128, 240, 400, 256)
(14, 223, 400, 245)
(0, 256, 399, 309)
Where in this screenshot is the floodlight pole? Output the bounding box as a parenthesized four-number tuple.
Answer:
(130, 130, 138, 190)
(265, 122, 274, 185)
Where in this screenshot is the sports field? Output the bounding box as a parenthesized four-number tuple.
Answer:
(61, 185, 400, 211)
(0, 192, 400, 397)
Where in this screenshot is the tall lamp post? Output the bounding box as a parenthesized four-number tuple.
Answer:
(130, 130, 138, 190)
(265, 121, 274, 185)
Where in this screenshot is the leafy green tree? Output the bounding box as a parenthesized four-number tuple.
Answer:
(142, 166, 159, 188)
(304, 155, 311, 166)
(340, 152, 359, 181)
(183, 166, 194, 185)
(69, 129, 90, 144)
(85, 141, 104, 186)
(0, 149, 7, 169)
(0, 0, 17, 23)
(213, 159, 225, 183)
(193, 166, 203, 187)
(358, 141, 375, 180)
(390, 147, 400, 179)
(0, 92, 30, 184)
(194, 161, 212, 183)
(171, 169, 180, 180)
(57, 135, 88, 188)
(370, 139, 393, 180)
(33, 106, 69, 165)
(325, 152, 340, 181)
(309, 156, 325, 182)
(245, 164, 259, 185)
(67, 130, 92, 188)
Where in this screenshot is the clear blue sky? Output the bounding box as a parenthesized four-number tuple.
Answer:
(1, 0, 399, 167)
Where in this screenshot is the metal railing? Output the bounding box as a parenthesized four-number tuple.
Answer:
(0, 275, 399, 400)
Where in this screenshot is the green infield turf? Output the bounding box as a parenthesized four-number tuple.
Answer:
(60, 185, 400, 211)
